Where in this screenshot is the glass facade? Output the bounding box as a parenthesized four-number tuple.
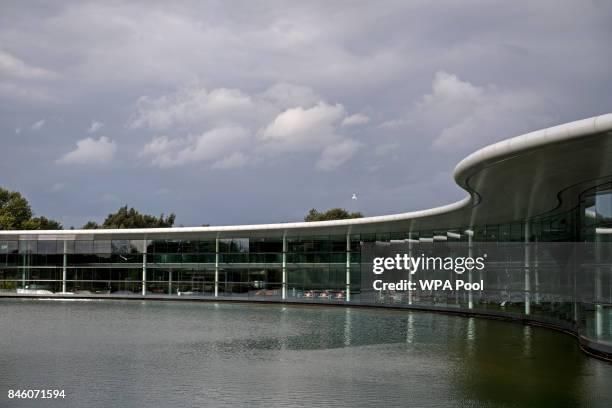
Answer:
(1, 182, 612, 359)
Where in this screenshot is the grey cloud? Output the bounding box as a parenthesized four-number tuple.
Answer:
(0, 1, 610, 227)
(56, 136, 117, 165)
(316, 139, 364, 171)
(141, 127, 249, 168)
(30, 119, 45, 131)
(88, 120, 103, 133)
(0, 50, 59, 80)
(134, 83, 363, 171)
(342, 113, 370, 126)
(386, 71, 556, 153)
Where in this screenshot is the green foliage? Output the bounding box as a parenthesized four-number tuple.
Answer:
(0, 187, 62, 230)
(82, 220, 100, 229)
(304, 208, 363, 222)
(0, 188, 32, 229)
(83, 205, 176, 229)
(21, 216, 63, 230)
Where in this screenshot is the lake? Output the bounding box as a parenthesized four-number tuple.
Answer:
(0, 299, 611, 407)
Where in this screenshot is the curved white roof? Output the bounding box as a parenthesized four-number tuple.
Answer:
(2, 113, 612, 239)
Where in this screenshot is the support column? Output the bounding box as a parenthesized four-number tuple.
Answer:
(524, 221, 531, 315)
(408, 233, 413, 305)
(346, 232, 351, 302)
(141, 239, 147, 296)
(214, 237, 219, 297)
(62, 240, 67, 294)
(468, 230, 474, 309)
(282, 232, 287, 300)
(596, 303, 603, 340)
(595, 233, 603, 339)
(21, 243, 26, 288)
(534, 238, 540, 304)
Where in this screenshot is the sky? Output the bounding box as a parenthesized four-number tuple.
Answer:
(1, 0, 611, 228)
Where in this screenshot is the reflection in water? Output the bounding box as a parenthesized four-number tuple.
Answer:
(344, 308, 351, 347)
(406, 312, 415, 344)
(466, 317, 476, 358)
(279, 306, 288, 351)
(523, 325, 532, 359)
(0, 299, 611, 408)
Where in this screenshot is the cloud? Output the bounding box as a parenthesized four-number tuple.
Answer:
(56, 136, 117, 165)
(378, 118, 408, 129)
(373, 142, 399, 156)
(417, 71, 487, 126)
(175, 127, 249, 164)
(0, 50, 58, 80)
(129, 86, 254, 130)
(30, 119, 45, 131)
(140, 135, 183, 164)
(88, 120, 103, 133)
(421, 71, 553, 151)
(129, 82, 326, 135)
(316, 139, 363, 171)
(2, 2, 416, 94)
(136, 84, 363, 170)
(0, 1, 609, 226)
(141, 126, 249, 168)
(342, 113, 370, 126)
(0, 82, 58, 105)
(383, 70, 554, 153)
(0, 51, 59, 105)
(259, 102, 346, 151)
(257, 102, 365, 168)
(211, 152, 249, 170)
(259, 83, 321, 109)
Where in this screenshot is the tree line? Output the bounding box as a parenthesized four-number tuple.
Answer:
(0, 186, 363, 230)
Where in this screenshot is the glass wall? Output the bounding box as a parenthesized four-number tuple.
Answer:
(1, 182, 612, 358)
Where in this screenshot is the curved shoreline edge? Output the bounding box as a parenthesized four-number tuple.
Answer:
(2, 293, 610, 363)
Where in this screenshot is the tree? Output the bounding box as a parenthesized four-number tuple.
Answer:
(83, 205, 176, 229)
(21, 216, 63, 230)
(82, 220, 100, 229)
(0, 188, 32, 229)
(304, 208, 363, 222)
(0, 187, 62, 230)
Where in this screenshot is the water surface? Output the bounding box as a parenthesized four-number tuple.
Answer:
(0, 299, 611, 407)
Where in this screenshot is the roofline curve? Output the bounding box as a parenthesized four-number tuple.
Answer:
(3, 113, 612, 237)
(453, 113, 612, 188)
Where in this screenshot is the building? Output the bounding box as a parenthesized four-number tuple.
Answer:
(1, 114, 612, 359)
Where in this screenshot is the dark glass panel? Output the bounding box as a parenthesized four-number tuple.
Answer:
(111, 240, 130, 254)
(18, 240, 37, 254)
(74, 240, 93, 254)
(249, 238, 282, 253)
(129, 240, 146, 253)
(0, 241, 18, 254)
